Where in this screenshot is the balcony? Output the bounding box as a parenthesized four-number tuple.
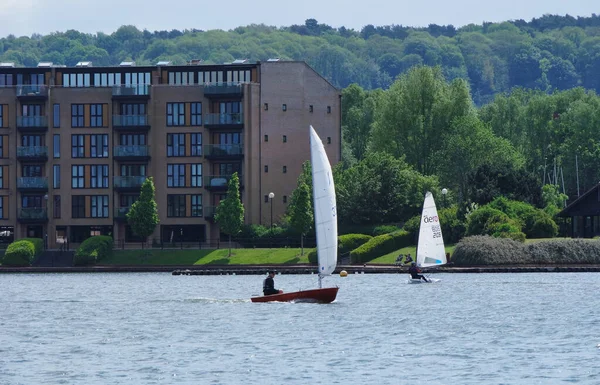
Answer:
(204, 206, 216, 220)
(112, 85, 150, 100)
(204, 113, 243, 130)
(204, 174, 243, 191)
(17, 208, 48, 223)
(17, 177, 48, 192)
(113, 176, 146, 191)
(17, 116, 48, 132)
(16, 84, 48, 100)
(16, 146, 48, 162)
(113, 145, 150, 161)
(112, 115, 150, 131)
(204, 144, 243, 160)
(114, 207, 130, 222)
(203, 82, 243, 99)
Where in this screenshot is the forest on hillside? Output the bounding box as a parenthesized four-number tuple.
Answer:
(0, 14, 599, 104)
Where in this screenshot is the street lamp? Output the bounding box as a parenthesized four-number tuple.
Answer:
(44, 194, 49, 249)
(268, 192, 275, 230)
(441, 188, 448, 208)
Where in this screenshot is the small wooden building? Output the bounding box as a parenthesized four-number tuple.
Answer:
(558, 183, 600, 238)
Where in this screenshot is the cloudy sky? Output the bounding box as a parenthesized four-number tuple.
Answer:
(0, 0, 597, 37)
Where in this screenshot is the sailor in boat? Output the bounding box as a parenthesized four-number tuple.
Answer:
(263, 271, 284, 296)
(408, 262, 429, 282)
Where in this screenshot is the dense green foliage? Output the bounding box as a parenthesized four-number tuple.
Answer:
(215, 173, 245, 256)
(287, 163, 314, 255)
(349, 231, 412, 264)
(127, 177, 159, 240)
(1, 238, 43, 266)
(2, 15, 600, 103)
(452, 236, 600, 265)
(74, 236, 113, 266)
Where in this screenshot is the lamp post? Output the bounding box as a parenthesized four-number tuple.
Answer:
(268, 192, 275, 230)
(441, 188, 448, 208)
(44, 194, 49, 250)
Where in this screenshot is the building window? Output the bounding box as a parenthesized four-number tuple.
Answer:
(72, 196, 85, 218)
(167, 164, 185, 187)
(71, 104, 84, 127)
(191, 164, 202, 187)
(91, 195, 109, 218)
(53, 135, 60, 158)
(167, 103, 185, 126)
(264, 195, 268, 203)
(264, 135, 268, 142)
(191, 102, 202, 126)
(71, 135, 84, 158)
(91, 134, 108, 158)
(90, 104, 103, 127)
(71, 165, 84, 188)
(191, 194, 203, 217)
(91, 165, 109, 188)
(264, 165, 268, 173)
(53, 165, 60, 189)
(283, 196, 287, 203)
(53, 104, 60, 128)
(0, 104, 4, 127)
(283, 166, 287, 173)
(282, 104, 287, 111)
(283, 135, 287, 143)
(53, 195, 61, 218)
(0, 196, 3, 218)
(0, 135, 4, 158)
(327, 106, 331, 113)
(167, 134, 185, 157)
(327, 137, 331, 144)
(309, 105, 313, 112)
(191, 133, 202, 156)
(264, 103, 268, 111)
(0, 167, 3, 189)
(167, 195, 186, 217)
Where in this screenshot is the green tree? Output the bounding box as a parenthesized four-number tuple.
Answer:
(126, 177, 159, 242)
(215, 173, 245, 256)
(288, 178, 313, 255)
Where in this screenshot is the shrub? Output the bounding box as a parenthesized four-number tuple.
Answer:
(525, 211, 558, 238)
(307, 233, 373, 264)
(349, 231, 412, 264)
(20, 238, 44, 257)
(372, 225, 401, 236)
(2, 240, 36, 266)
(74, 236, 113, 266)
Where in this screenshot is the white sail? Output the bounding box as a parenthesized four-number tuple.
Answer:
(416, 191, 447, 268)
(309, 126, 338, 277)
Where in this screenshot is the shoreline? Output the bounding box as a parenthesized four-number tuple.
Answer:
(2, 264, 600, 274)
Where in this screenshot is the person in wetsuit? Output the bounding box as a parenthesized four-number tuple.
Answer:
(408, 262, 429, 282)
(263, 270, 283, 296)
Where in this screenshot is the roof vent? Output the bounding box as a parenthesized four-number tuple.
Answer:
(0, 62, 15, 68)
(75, 61, 92, 67)
(267, 58, 281, 62)
(37, 62, 53, 68)
(188, 59, 203, 65)
(156, 61, 171, 66)
(232, 59, 248, 64)
(119, 61, 136, 67)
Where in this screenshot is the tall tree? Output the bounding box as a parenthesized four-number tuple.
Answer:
(288, 178, 313, 255)
(215, 173, 244, 257)
(126, 177, 159, 243)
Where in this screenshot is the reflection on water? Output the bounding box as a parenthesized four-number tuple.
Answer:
(1, 272, 599, 384)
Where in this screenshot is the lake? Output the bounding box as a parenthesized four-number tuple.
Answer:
(0, 272, 598, 384)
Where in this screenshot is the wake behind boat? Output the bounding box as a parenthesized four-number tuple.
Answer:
(251, 125, 339, 304)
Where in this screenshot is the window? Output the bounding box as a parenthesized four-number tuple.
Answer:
(0, 167, 3, 189)
(191, 102, 202, 125)
(167, 103, 185, 126)
(53, 195, 61, 218)
(191, 195, 203, 217)
(264, 195, 269, 203)
(53, 135, 60, 158)
(327, 137, 331, 144)
(191, 133, 202, 156)
(91, 195, 109, 218)
(121, 164, 146, 176)
(53, 104, 60, 128)
(71, 165, 84, 188)
(90, 165, 109, 188)
(0, 196, 3, 218)
(91, 134, 108, 158)
(72, 196, 85, 218)
(264, 165, 268, 173)
(264, 103, 268, 111)
(283, 135, 287, 143)
(22, 195, 43, 208)
(167, 195, 186, 217)
(90, 104, 103, 127)
(167, 164, 185, 187)
(22, 135, 42, 146)
(0, 135, 4, 158)
(283, 166, 287, 173)
(0, 105, 3, 127)
(327, 106, 331, 114)
(283, 196, 287, 203)
(71, 104, 84, 127)
(309, 105, 313, 112)
(167, 134, 185, 157)
(53, 165, 60, 189)
(71, 135, 84, 158)
(22, 165, 41, 177)
(191, 164, 202, 187)
(282, 104, 287, 111)
(264, 135, 268, 142)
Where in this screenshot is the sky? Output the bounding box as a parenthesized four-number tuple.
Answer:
(0, 0, 597, 37)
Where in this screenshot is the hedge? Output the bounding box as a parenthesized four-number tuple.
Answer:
(349, 230, 412, 264)
(74, 236, 113, 266)
(308, 233, 373, 264)
(2, 238, 43, 266)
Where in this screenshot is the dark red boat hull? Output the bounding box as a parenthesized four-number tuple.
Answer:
(251, 287, 339, 303)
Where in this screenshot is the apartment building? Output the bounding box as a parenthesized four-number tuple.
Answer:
(0, 59, 341, 248)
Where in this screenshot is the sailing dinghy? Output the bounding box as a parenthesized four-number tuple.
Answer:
(409, 191, 446, 284)
(252, 126, 339, 303)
